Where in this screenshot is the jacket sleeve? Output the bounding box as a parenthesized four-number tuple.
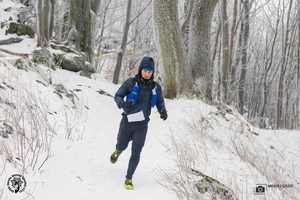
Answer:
(156, 84, 167, 114)
(114, 78, 134, 109)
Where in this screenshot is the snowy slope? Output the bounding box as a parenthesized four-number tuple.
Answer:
(0, 0, 35, 55)
(0, 62, 178, 200)
(0, 1, 299, 200)
(0, 61, 299, 200)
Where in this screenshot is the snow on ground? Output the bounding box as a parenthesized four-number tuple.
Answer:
(0, 0, 22, 23)
(0, 1, 299, 200)
(0, 61, 299, 200)
(0, 62, 178, 200)
(0, 0, 36, 55)
(0, 36, 36, 55)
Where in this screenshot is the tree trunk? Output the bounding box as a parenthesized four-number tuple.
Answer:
(228, 0, 238, 102)
(217, 25, 222, 102)
(37, 0, 43, 46)
(188, 0, 218, 101)
(61, 1, 70, 41)
(49, 0, 55, 38)
(182, 0, 194, 54)
(91, 0, 102, 71)
(238, 0, 249, 114)
(44, 0, 50, 41)
(91, 0, 101, 13)
(231, 4, 243, 104)
(70, 0, 92, 61)
(277, 0, 293, 128)
(37, 0, 50, 47)
(221, 0, 230, 103)
(229, 0, 238, 71)
(211, 20, 221, 103)
(112, 0, 132, 84)
(260, 12, 280, 119)
(94, 0, 111, 72)
(153, 0, 192, 98)
(297, 0, 300, 128)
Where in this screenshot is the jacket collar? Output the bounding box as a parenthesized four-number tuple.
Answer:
(134, 74, 155, 88)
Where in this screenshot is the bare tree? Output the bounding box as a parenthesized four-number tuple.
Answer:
(232, 1, 243, 98)
(37, 0, 50, 47)
(113, 0, 132, 84)
(182, 0, 194, 53)
(297, 0, 300, 128)
(188, 0, 219, 101)
(260, 12, 280, 119)
(211, 15, 222, 102)
(32, 0, 300, 129)
(93, 0, 112, 71)
(229, 0, 238, 80)
(69, 0, 92, 60)
(91, 0, 102, 14)
(153, 0, 192, 98)
(221, 0, 230, 102)
(238, 0, 250, 114)
(277, 0, 294, 128)
(52, 0, 68, 41)
(49, 0, 55, 38)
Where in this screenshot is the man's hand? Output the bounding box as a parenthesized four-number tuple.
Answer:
(160, 110, 168, 120)
(123, 101, 134, 113)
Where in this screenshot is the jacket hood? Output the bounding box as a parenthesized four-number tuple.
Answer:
(138, 56, 155, 80)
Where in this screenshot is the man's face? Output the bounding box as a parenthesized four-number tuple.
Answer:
(141, 69, 153, 79)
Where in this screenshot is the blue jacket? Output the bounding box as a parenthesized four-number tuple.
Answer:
(114, 75, 166, 122)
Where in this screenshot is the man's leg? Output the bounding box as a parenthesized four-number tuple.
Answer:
(125, 142, 143, 179)
(111, 117, 132, 164)
(125, 122, 148, 179)
(116, 116, 131, 151)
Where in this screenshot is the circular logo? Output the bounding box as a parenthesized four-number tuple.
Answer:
(7, 174, 27, 193)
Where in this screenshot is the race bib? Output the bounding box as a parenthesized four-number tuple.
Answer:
(127, 111, 145, 122)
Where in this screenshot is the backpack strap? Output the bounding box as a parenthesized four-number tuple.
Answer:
(126, 79, 140, 104)
(151, 82, 158, 107)
(126, 78, 158, 107)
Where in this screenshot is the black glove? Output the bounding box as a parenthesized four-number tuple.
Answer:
(122, 101, 134, 113)
(160, 110, 168, 120)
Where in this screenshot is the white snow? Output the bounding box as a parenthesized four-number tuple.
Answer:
(0, 61, 299, 200)
(0, 0, 35, 55)
(0, 36, 35, 54)
(0, 62, 177, 200)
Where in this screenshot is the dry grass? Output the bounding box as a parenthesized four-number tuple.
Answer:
(156, 112, 239, 200)
(156, 105, 299, 200)
(0, 86, 55, 173)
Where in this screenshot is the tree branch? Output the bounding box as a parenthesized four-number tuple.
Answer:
(129, 0, 152, 26)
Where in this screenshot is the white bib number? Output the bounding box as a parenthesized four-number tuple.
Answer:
(127, 111, 145, 122)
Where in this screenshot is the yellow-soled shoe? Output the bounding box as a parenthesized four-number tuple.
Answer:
(110, 150, 121, 164)
(124, 179, 134, 190)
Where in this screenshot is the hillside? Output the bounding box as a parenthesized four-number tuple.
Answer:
(0, 1, 299, 200)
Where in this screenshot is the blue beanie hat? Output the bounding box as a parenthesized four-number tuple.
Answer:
(139, 56, 154, 72)
(138, 56, 155, 80)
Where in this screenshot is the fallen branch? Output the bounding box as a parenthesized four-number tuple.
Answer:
(0, 37, 23, 46)
(50, 42, 85, 57)
(0, 48, 29, 57)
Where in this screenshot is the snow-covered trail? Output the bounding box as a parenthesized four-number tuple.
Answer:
(1, 64, 299, 200)
(0, 1, 176, 198)
(29, 70, 177, 200)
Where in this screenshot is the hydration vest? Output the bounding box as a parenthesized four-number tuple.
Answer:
(126, 81, 158, 107)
